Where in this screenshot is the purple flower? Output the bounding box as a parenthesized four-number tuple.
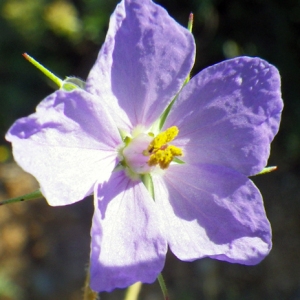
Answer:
(6, 0, 283, 292)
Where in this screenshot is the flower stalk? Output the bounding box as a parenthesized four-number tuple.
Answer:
(0, 189, 43, 206)
(124, 282, 142, 300)
(157, 273, 169, 300)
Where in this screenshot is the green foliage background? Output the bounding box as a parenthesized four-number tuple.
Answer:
(0, 0, 299, 300)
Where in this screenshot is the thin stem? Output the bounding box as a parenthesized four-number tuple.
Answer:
(22, 53, 63, 88)
(124, 282, 142, 300)
(0, 189, 43, 206)
(83, 267, 98, 300)
(157, 273, 169, 300)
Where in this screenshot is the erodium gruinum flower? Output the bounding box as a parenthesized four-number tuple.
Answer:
(6, 0, 283, 292)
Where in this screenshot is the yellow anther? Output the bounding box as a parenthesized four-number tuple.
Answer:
(168, 145, 183, 156)
(148, 126, 179, 151)
(145, 126, 182, 169)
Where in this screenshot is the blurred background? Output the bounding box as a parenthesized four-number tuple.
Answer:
(0, 0, 298, 299)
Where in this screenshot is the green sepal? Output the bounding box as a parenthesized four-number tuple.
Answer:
(0, 189, 43, 206)
(255, 166, 277, 176)
(173, 157, 185, 164)
(23, 53, 63, 88)
(150, 94, 178, 133)
(150, 13, 195, 133)
(141, 173, 155, 200)
(62, 77, 86, 91)
(118, 128, 130, 141)
(184, 13, 194, 85)
(188, 12, 194, 33)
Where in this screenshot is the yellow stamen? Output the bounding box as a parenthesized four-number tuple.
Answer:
(144, 126, 183, 169)
(147, 126, 179, 151)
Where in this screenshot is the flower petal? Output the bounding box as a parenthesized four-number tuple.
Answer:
(165, 57, 283, 176)
(86, 0, 195, 131)
(6, 90, 121, 206)
(152, 163, 272, 265)
(90, 170, 167, 292)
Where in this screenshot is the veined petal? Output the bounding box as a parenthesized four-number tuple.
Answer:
(153, 163, 271, 265)
(6, 90, 121, 206)
(165, 57, 283, 176)
(86, 0, 195, 131)
(90, 170, 167, 292)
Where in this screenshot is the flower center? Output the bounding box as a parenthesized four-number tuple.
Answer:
(143, 126, 183, 169)
(121, 126, 183, 176)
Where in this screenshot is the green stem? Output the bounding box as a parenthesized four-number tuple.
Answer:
(157, 273, 169, 300)
(0, 189, 43, 206)
(22, 53, 63, 88)
(124, 282, 142, 300)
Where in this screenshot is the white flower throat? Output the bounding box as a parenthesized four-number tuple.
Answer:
(120, 126, 183, 177)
